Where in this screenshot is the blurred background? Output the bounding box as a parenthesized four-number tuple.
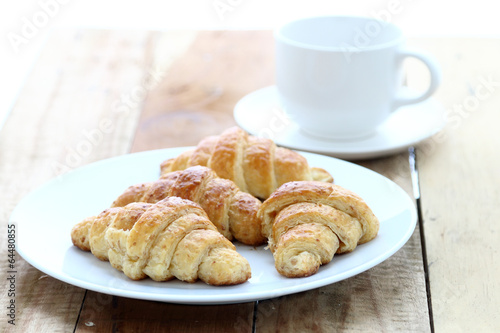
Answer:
(1, 0, 499, 128)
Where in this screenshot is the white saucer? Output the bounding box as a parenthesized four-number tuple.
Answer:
(233, 86, 446, 160)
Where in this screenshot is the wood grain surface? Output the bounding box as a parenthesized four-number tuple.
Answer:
(415, 38, 500, 332)
(130, 30, 275, 151)
(1, 29, 498, 332)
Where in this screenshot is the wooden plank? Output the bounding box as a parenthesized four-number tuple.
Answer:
(416, 38, 500, 331)
(75, 31, 274, 332)
(256, 152, 431, 332)
(0, 29, 156, 332)
(130, 30, 275, 151)
(75, 292, 253, 332)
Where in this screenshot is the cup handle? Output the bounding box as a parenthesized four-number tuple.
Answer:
(392, 48, 442, 111)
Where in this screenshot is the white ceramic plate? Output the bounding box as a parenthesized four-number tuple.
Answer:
(12, 147, 417, 305)
(234, 86, 445, 160)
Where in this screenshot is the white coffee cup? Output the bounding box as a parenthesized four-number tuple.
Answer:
(275, 16, 441, 140)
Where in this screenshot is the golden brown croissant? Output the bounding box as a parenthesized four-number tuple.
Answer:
(71, 197, 251, 286)
(111, 165, 265, 246)
(258, 181, 379, 278)
(160, 127, 334, 199)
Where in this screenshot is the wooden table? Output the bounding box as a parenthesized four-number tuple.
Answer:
(1, 30, 499, 332)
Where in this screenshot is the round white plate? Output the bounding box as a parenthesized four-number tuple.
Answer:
(12, 147, 417, 305)
(234, 86, 445, 160)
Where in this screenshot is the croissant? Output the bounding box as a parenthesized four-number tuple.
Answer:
(257, 181, 379, 278)
(160, 126, 334, 199)
(71, 197, 252, 286)
(111, 165, 265, 246)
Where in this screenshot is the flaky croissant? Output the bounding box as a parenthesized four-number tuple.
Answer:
(160, 127, 334, 199)
(71, 197, 252, 286)
(258, 181, 379, 278)
(111, 165, 265, 246)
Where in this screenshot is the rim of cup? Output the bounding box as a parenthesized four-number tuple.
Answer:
(274, 15, 406, 52)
